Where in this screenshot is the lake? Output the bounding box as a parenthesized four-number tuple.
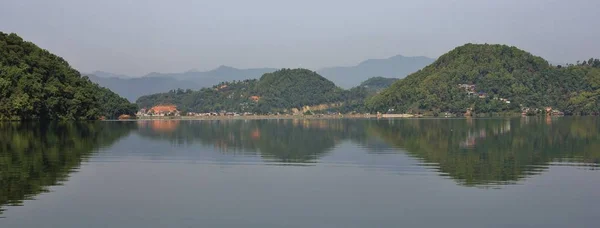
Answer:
(1, 117, 599, 227)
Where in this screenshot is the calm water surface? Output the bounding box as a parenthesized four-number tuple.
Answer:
(1, 118, 599, 227)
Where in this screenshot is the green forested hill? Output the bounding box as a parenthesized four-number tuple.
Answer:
(255, 69, 342, 110)
(367, 44, 600, 115)
(137, 68, 369, 113)
(359, 77, 398, 92)
(0, 32, 137, 120)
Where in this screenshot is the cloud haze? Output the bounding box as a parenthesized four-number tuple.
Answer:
(1, 0, 599, 75)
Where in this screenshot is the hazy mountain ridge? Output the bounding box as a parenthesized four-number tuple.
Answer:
(143, 65, 278, 82)
(318, 55, 435, 88)
(86, 75, 201, 102)
(91, 71, 133, 79)
(90, 55, 434, 101)
(87, 66, 278, 101)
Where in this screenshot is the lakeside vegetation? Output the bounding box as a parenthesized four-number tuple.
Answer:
(0, 32, 137, 120)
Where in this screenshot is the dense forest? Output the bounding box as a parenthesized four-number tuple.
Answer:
(136, 69, 375, 114)
(0, 32, 137, 120)
(367, 44, 600, 115)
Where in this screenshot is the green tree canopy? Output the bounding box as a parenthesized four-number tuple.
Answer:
(0, 32, 136, 120)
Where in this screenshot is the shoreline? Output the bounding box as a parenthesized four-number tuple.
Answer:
(128, 113, 534, 120)
(134, 114, 380, 120)
(125, 113, 583, 121)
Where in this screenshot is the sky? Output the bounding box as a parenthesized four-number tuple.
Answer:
(1, 0, 599, 76)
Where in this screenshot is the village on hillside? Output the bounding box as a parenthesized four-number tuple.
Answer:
(458, 84, 511, 103)
(458, 84, 564, 116)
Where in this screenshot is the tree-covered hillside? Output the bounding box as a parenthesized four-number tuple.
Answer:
(137, 69, 369, 114)
(255, 69, 343, 110)
(0, 32, 137, 120)
(367, 44, 600, 115)
(359, 77, 398, 92)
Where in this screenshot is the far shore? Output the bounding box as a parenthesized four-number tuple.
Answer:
(134, 114, 381, 120)
(119, 112, 585, 121)
(126, 113, 537, 120)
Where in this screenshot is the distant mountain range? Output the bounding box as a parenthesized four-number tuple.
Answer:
(145, 65, 278, 82)
(317, 55, 435, 88)
(90, 71, 133, 79)
(87, 66, 277, 101)
(86, 75, 200, 102)
(88, 55, 435, 101)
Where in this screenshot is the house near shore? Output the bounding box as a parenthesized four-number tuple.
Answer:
(138, 105, 180, 117)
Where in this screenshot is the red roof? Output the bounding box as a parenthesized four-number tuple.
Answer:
(150, 105, 177, 113)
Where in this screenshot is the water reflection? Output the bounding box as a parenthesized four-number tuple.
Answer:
(2, 118, 599, 216)
(0, 122, 136, 214)
(136, 119, 354, 163)
(137, 118, 600, 187)
(370, 117, 600, 186)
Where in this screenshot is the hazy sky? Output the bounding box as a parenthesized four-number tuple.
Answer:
(1, 0, 599, 76)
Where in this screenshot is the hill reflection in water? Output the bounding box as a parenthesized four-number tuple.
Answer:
(0, 121, 137, 214)
(2, 118, 599, 217)
(136, 118, 600, 187)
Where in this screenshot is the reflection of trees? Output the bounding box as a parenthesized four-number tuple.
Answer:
(137, 119, 372, 163)
(370, 118, 600, 187)
(135, 118, 600, 187)
(0, 122, 136, 214)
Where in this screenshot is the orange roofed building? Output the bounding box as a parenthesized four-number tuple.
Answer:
(141, 105, 180, 117)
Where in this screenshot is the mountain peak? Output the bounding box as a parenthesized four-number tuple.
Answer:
(367, 43, 559, 114)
